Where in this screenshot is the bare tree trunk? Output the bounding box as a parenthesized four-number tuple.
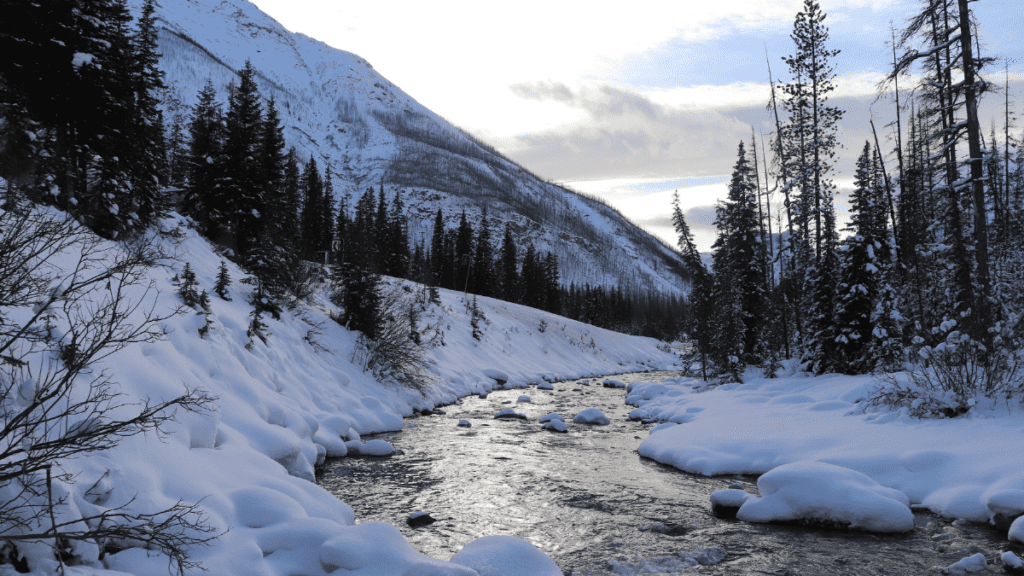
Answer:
(957, 0, 992, 339)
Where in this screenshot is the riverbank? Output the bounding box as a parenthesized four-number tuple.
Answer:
(19, 211, 679, 575)
(626, 364, 1024, 553)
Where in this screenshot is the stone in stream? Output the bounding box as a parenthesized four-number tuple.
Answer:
(407, 511, 435, 526)
(542, 420, 568, 433)
(516, 395, 531, 403)
(457, 419, 471, 427)
(494, 409, 527, 420)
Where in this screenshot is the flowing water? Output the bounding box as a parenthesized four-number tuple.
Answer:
(318, 372, 1018, 575)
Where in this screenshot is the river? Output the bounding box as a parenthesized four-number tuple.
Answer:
(317, 371, 1015, 575)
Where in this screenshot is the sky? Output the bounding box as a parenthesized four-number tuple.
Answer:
(249, 0, 1024, 252)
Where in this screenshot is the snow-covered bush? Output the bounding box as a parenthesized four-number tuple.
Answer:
(872, 317, 1024, 417)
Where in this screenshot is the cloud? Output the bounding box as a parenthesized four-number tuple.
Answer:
(501, 81, 755, 181)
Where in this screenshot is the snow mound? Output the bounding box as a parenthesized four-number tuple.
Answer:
(942, 553, 988, 574)
(345, 439, 396, 457)
(449, 535, 561, 576)
(710, 489, 756, 512)
(573, 408, 611, 425)
(483, 369, 509, 384)
(516, 395, 531, 403)
(537, 381, 554, 390)
(1011, 515, 1024, 543)
(538, 413, 564, 423)
(1002, 551, 1024, 569)
(603, 379, 626, 388)
(735, 461, 914, 533)
(320, 522, 477, 575)
(542, 420, 568, 433)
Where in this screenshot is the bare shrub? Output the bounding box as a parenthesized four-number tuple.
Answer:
(350, 284, 437, 392)
(0, 195, 219, 573)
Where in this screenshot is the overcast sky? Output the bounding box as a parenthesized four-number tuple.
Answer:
(250, 0, 1024, 252)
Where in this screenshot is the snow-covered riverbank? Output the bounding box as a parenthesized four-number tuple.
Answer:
(625, 364, 1024, 550)
(26, 212, 678, 575)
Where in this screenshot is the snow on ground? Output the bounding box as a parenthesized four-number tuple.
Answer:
(14, 212, 678, 575)
(629, 366, 1024, 538)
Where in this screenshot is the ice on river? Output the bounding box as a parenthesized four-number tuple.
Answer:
(728, 461, 915, 533)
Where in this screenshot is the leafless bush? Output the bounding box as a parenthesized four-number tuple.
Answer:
(871, 319, 1024, 417)
(351, 285, 436, 392)
(0, 194, 219, 573)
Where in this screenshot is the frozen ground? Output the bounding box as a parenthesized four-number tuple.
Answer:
(3, 209, 679, 575)
(627, 362, 1024, 543)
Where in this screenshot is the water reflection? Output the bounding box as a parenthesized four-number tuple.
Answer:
(318, 372, 1018, 575)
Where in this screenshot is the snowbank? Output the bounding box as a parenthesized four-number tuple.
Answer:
(729, 461, 915, 532)
(631, 370, 1024, 539)
(21, 214, 678, 575)
(449, 535, 562, 576)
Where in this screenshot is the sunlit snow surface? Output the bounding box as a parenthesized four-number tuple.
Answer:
(630, 364, 1024, 536)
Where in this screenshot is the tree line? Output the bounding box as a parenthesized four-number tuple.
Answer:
(675, 0, 1024, 412)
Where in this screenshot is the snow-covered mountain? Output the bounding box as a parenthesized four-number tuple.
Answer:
(135, 0, 689, 295)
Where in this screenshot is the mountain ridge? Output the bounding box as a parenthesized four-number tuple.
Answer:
(138, 0, 690, 295)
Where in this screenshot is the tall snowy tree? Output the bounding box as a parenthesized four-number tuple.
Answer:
(711, 142, 767, 370)
(183, 81, 225, 232)
(221, 61, 264, 258)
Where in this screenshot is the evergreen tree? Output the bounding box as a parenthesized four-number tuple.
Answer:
(430, 208, 448, 288)
(388, 190, 410, 277)
(221, 61, 264, 258)
(672, 192, 714, 379)
(125, 0, 167, 228)
(280, 147, 302, 256)
(454, 210, 474, 292)
(178, 262, 200, 308)
(214, 260, 232, 301)
(499, 222, 519, 302)
(835, 143, 880, 373)
(471, 208, 495, 297)
(299, 156, 324, 260)
(183, 81, 225, 232)
(319, 166, 336, 264)
(711, 142, 767, 368)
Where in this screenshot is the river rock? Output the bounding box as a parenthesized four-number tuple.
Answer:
(457, 419, 471, 428)
(537, 381, 553, 390)
(407, 511, 435, 527)
(516, 395, 531, 403)
(494, 409, 527, 420)
(542, 420, 568, 433)
(538, 413, 564, 423)
(573, 408, 611, 425)
(603, 379, 626, 388)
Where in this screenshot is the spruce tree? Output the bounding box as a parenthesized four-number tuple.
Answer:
(430, 208, 447, 288)
(834, 143, 880, 374)
(454, 210, 474, 292)
(499, 222, 519, 302)
(222, 61, 265, 259)
(184, 81, 225, 232)
(471, 208, 495, 297)
(711, 142, 767, 367)
(299, 157, 324, 261)
(126, 0, 168, 228)
(214, 260, 232, 300)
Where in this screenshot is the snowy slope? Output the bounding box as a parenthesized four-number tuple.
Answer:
(6, 202, 678, 574)
(132, 0, 689, 294)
